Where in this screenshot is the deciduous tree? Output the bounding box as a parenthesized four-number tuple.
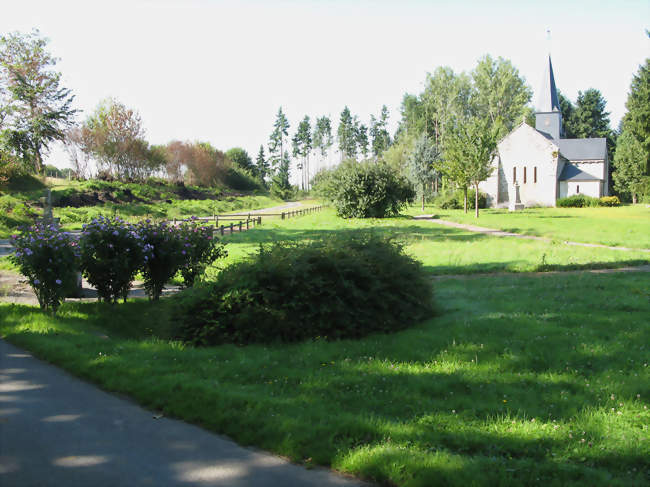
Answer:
(0, 29, 76, 174)
(444, 117, 498, 217)
(408, 134, 440, 211)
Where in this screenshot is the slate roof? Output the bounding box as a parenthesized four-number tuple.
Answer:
(558, 138, 607, 161)
(558, 163, 601, 181)
(536, 56, 561, 113)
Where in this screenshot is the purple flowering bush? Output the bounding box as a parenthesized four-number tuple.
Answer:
(11, 223, 79, 313)
(136, 220, 185, 300)
(79, 216, 150, 303)
(177, 218, 227, 287)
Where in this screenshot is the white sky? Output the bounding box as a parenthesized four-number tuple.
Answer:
(3, 0, 649, 178)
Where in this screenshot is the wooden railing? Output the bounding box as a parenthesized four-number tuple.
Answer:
(168, 205, 323, 236)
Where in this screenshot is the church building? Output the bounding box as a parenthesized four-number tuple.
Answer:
(480, 56, 609, 208)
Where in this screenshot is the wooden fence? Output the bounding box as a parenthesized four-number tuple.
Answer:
(169, 205, 323, 236)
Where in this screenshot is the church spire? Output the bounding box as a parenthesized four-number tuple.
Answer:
(536, 55, 560, 113)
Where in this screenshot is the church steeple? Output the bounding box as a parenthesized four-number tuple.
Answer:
(537, 56, 560, 113)
(535, 55, 563, 140)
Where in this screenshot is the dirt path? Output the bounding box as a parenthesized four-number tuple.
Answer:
(413, 215, 650, 253)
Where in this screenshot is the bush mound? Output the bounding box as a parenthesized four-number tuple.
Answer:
(173, 234, 434, 346)
(313, 160, 415, 218)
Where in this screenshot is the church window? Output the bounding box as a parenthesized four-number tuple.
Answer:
(513, 167, 516, 182)
(576, 185, 580, 194)
(524, 167, 527, 184)
(534, 167, 537, 183)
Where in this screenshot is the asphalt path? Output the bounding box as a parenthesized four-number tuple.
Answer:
(0, 340, 367, 487)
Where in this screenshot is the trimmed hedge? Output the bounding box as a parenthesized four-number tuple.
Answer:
(172, 234, 434, 346)
(557, 195, 621, 208)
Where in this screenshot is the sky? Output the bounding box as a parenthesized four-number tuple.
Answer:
(2, 0, 649, 180)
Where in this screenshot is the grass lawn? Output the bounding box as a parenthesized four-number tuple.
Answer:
(1, 270, 648, 486)
(214, 208, 650, 277)
(406, 205, 650, 249)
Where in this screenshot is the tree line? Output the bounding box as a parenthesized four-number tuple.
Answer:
(2, 28, 647, 204)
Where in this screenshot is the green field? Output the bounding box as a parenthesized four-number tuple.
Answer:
(407, 205, 650, 249)
(1, 270, 648, 486)
(216, 208, 649, 276)
(2, 204, 649, 486)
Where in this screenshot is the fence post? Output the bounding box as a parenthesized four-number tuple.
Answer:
(173, 217, 176, 225)
(246, 219, 249, 230)
(220, 225, 224, 236)
(258, 216, 262, 225)
(239, 221, 242, 232)
(281, 212, 285, 220)
(230, 223, 234, 234)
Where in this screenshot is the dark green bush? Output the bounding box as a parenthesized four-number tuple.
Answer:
(172, 234, 434, 346)
(435, 188, 487, 209)
(223, 167, 263, 191)
(556, 194, 600, 208)
(314, 160, 415, 218)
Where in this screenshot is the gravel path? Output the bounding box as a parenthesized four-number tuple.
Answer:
(413, 215, 650, 253)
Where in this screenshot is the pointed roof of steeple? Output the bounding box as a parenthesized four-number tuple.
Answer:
(536, 55, 560, 113)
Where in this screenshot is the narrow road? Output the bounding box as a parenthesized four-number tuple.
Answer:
(0, 339, 367, 487)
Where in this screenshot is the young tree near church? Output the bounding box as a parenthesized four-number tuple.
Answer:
(444, 117, 498, 217)
(370, 105, 391, 158)
(407, 134, 440, 211)
(356, 121, 369, 159)
(0, 29, 76, 174)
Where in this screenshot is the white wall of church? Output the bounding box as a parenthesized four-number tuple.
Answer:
(481, 124, 559, 207)
(558, 181, 601, 198)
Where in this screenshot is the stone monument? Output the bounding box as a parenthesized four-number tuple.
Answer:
(40, 189, 82, 297)
(508, 183, 525, 212)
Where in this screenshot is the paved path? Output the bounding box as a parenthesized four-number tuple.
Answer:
(0, 340, 367, 487)
(413, 215, 650, 253)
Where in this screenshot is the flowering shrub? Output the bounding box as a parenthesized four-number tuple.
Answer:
(79, 216, 150, 303)
(11, 223, 79, 313)
(136, 220, 184, 300)
(177, 218, 227, 287)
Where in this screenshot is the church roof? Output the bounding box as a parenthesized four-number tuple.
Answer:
(559, 163, 601, 181)
(558, 138, 607, 161)
(536, 56, 561, 113)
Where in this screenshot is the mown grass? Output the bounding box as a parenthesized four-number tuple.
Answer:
(1, 270, 648, 486)
(406, 205, 650, 249)
(212, 208, 650, 277)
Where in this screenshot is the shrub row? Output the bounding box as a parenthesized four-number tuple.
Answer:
(172, 234, 434, 346)
(556, 195, 621, 208)
(11, 216, 226, 312)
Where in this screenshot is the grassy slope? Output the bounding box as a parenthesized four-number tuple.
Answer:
(0, 176, 282, 236)
(406, 206, 650, 249)
(1, 271, 648, 486)
(213, 208, 649, 277)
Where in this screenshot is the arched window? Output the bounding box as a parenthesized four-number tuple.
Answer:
(513, 167, 517, 182)
(534, 167, 537, 183)
(577, 185, 580, 194)
(524, 167, 527, 184)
